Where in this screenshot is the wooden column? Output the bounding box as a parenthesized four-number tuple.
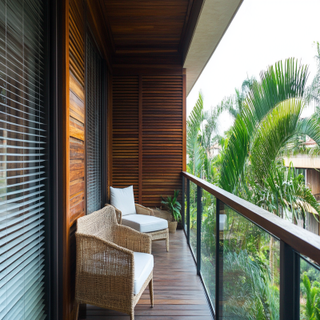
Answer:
(63, 0, 86, 319)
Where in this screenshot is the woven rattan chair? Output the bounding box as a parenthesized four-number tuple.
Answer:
(107, 203, 170, 252)
(75, 206, 154, 320)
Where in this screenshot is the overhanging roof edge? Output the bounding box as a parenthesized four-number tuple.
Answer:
(184, 0, 244, 96)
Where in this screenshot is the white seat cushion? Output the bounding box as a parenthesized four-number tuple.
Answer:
(122, 214, 168, 233)
(134, 252, 153, 295)
(110, 185, 136, 216)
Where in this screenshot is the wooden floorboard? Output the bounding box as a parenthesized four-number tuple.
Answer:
(84, 230, 213, 319)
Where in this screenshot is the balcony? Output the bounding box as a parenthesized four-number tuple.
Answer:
(180, 172, 320, 319)
(2, 1, 320, 320)
(71, 171, 320, 320)
(85, 230, 212, 320)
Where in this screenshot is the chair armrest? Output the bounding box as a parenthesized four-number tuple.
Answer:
(135, 203, 154, 216)
(75, 233, 134, 304)
(105, 203, 122, 224)
(113, 225, 152, 254)
(76, 233, 134, 273)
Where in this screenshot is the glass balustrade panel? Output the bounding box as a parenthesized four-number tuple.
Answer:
(189, 181, 198, 260)
(300, 257, 320, 319)
(219, 204, 280, 319)
(184, 178, 188, 233)
(200, 190, 216, 309)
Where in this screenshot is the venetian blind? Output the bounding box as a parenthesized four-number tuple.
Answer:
(0, 0, 46, 319)
(86, 33, 102, 214)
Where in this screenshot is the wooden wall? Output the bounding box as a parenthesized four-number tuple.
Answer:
(60, 1, 188, 318)
(111, 70, 186, 207)
(68, 0, 86, 224)
(306, 168, 320, 236)
(63, 0, 86, 319)
(112, 76, 140, 201)
(306, 168, 320, 201)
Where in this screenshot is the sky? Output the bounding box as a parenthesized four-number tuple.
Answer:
(187, 0, 320, 135)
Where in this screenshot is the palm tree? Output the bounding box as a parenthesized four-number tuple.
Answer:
(220, 59, 311, 191)
(221, 76, 256, 119)
(279, 43, 320, 158)
(187, 92, 224, 179)
(187, 92, 205, 176)
(305, 42, 320, 107)
(248, 161, 320, 221)
(219, 58, 320, 217)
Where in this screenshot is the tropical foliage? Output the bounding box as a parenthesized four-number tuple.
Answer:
(220, 59, 310, 193)
(161, 190, 182, 222)
(186, 51, 320, 319)
(305, 42, 320, 107)
(301, 272, 320, 320)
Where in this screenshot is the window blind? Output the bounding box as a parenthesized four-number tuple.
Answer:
(86, 34, 102, 214)
(0, 0, 46, 319)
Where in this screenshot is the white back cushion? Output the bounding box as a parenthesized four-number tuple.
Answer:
(110, 185, 136, 216)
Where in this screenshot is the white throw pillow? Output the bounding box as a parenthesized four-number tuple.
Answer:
(110, 185, 136, 216)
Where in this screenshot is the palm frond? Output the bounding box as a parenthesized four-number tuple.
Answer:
(297, 115, 320, 147)
(304, 42, 320, 105)
(220, 59, 309, 192)
(251, 98, 303, 180)
(187, 92, 204, 159)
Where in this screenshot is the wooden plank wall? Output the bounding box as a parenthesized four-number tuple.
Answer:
(112, 76, 140, 202)
(111, 71, 186, 207)
(306, 168, 320, 200)
(64, 0, 86, 319)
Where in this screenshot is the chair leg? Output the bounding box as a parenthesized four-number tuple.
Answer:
(130, 311, 134, 320)
(166, 235, 169, 252)
(149, 279, 154, 307)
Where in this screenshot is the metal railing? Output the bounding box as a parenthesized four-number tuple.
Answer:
(182, 171, 320, 320)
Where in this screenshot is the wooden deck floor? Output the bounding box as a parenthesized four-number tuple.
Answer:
(85, 230, 213, 319)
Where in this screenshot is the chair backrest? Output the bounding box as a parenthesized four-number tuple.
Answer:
(76, 206, 117, 241)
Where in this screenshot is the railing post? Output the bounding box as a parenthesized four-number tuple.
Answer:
(280, 240, 300, 320)
(196, 186, 202, 275)
(187, 179, 190, 245)
(215, 198, 220, 320)
(182, 175, 185, 231)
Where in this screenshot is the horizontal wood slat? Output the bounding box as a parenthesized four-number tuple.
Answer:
(70, 73, 85, 101)
(70, 180, 85, 198)
(69, 0, 85, 86)
(70, 122, 85, 141)
(68, 71, 85, 218)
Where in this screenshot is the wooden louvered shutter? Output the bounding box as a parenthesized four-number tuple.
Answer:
(86, 33, 102, 214)
(64, 0, 86, 318)
(69, 0, 85, 223)
(112, 76, 140, 202)
(111, 73, 184, 207)
(142, 75, 184, 207)
(0, 0, 46, 319)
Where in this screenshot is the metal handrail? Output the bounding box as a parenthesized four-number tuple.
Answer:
(182, 171, 320, 265)
(182, 171, 320, 319)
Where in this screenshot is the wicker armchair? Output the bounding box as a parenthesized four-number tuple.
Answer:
(107, 203, 170, 252)
(75, 206, 154, 320)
